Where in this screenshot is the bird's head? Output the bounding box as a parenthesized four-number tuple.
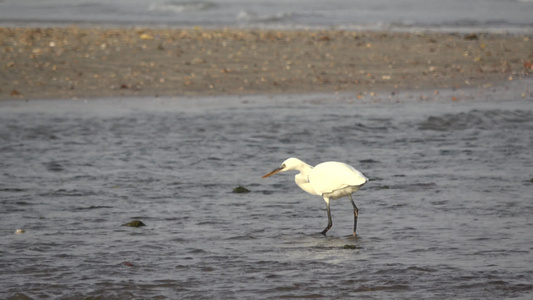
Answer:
(262, 157, 303, 178)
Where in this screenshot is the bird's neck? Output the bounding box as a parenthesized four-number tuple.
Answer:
(294, 162, 317, 195)
(296, 161, 313, 175)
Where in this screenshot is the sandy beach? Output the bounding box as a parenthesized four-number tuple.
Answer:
(1, 27, 531, 100)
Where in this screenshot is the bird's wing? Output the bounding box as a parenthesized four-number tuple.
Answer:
(309, 162, 367, 195)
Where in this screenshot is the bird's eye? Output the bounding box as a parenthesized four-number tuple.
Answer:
(281, 164, 286, 168)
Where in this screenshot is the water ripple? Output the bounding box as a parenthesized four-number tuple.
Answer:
(0, 97, 532, 299)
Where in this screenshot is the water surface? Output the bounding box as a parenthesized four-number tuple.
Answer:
(0, 0, 532, 33)
(1, 95, 532, 299)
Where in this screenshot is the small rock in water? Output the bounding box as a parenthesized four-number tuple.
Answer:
(343, 244, 357, 249)
(232, 186, 250, 193)
(15, 229, 26, 234)
(123, 261, 135, 267)
(122, 220, 146, 227)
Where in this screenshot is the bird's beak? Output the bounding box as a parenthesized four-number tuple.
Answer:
(262, 166, 284, 178)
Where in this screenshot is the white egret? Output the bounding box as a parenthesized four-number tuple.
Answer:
(262, 157, 368, 236)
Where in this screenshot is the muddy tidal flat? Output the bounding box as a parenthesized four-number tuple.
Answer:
(1, 27, 532, 100)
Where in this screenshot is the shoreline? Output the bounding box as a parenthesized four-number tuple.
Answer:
(1, 26, 532, 101)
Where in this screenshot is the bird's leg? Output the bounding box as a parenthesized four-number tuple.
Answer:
(349, 195, 359, 237)
(321, 200, 332, 235)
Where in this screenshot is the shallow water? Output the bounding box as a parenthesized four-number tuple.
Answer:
(0, 0, 532, 33)
(1, 95, 532, 299)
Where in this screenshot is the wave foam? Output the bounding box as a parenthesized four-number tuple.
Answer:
(236, 10, 294, 23)
(149, 1, 215, 14)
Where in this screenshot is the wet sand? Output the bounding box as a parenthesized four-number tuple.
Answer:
(1, 27, 532, 100)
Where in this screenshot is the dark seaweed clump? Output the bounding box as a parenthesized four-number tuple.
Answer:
(232, 186, 250, 193)
(122, 220, 146, 227)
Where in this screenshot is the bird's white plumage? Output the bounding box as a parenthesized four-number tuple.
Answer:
(262, 157, 368, 236)
(262, 157, 367, 200)
(309, 161, 367, 197)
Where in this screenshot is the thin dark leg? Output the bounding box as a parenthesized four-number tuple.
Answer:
(349, 195, 359, 236)
(321, 201, 332, 235)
